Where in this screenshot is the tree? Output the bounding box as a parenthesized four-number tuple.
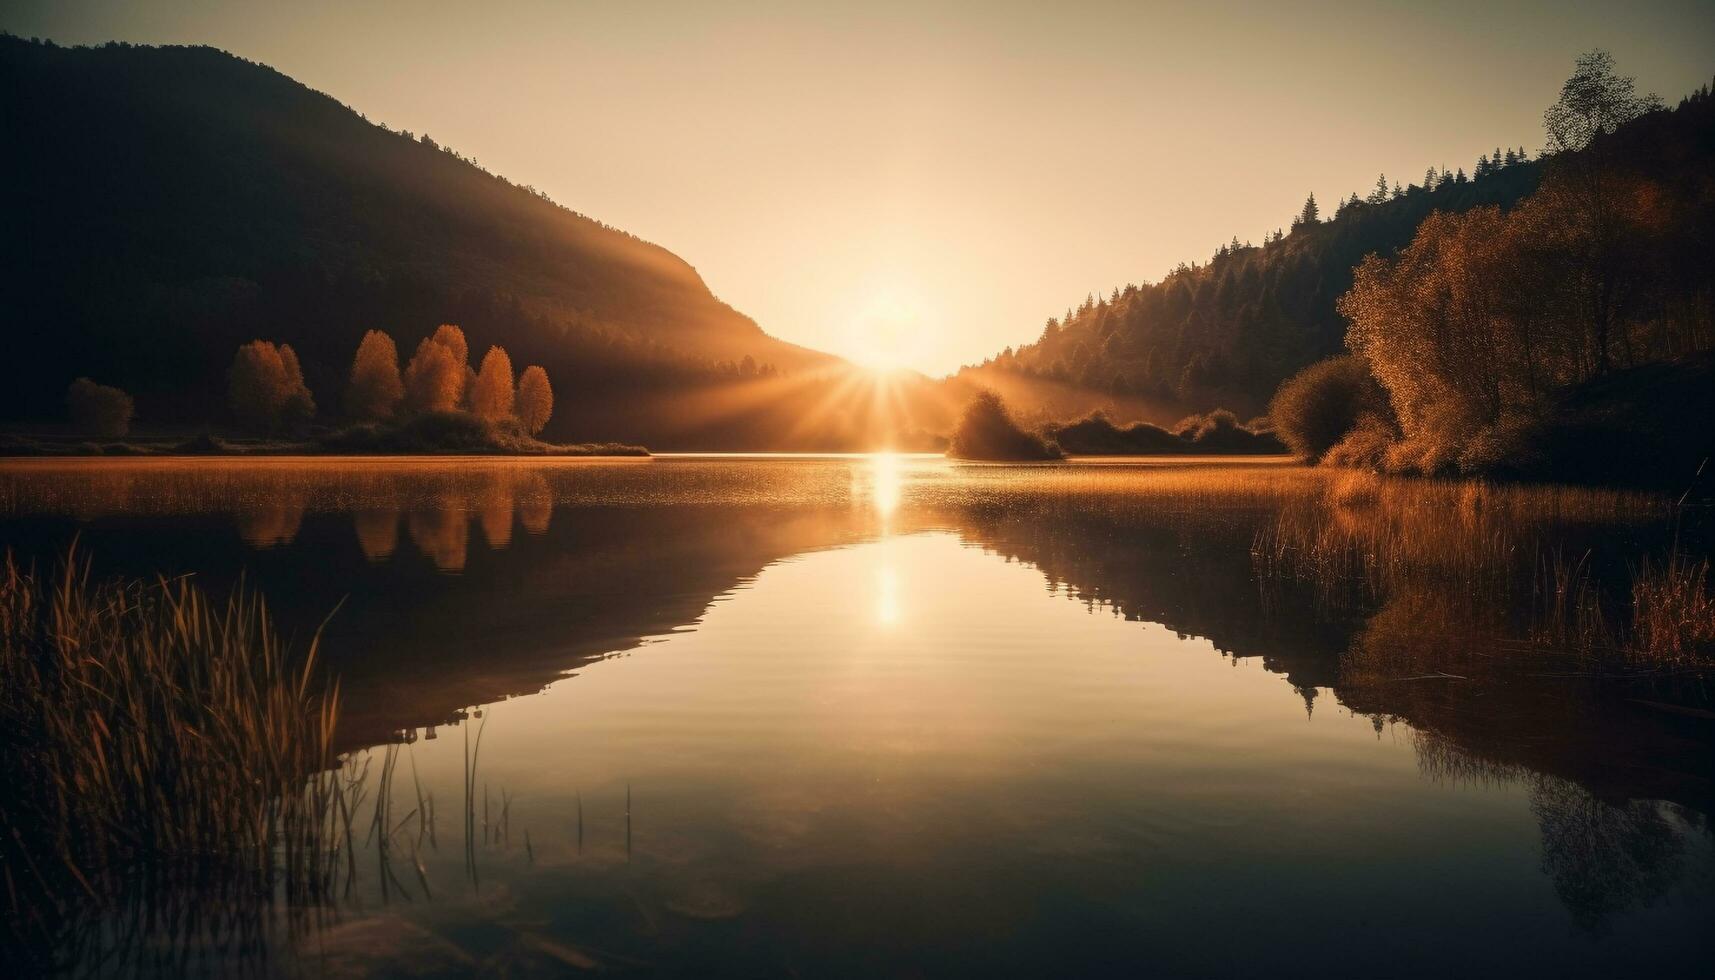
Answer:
(1543, 50, 1663, 373)
(1544, 49, 1661, 155)
(1367, 173, 1389, 205)
(345, 329, 404, 421)
(277, 343, 316, 426)
(404, 336, 463, 413)
(515, 365, 553, 434)
(66, 377, 133, 437)
(228, 340, 314, 432)
(1292, 192, 1320, 229)
(429, 324, 471, 405)
(471, 345, 516, 421)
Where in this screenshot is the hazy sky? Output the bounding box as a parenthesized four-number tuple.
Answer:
(7, 1, 1713, 374)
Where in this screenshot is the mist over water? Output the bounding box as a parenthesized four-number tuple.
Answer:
(2, 456, 1711, 976)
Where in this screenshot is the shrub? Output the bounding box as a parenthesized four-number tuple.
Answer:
(1268, 356, 1389, 462)
(65, 377, 133, 436)
(1322, 416, 1395, 470)
(947, 390, 1062, 461)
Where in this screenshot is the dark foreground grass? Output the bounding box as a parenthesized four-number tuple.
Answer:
(0, 547, 356, 969)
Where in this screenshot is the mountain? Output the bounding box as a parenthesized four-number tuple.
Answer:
(2, 35, 926, 448)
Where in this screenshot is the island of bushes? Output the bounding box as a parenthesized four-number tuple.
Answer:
(6, 324, 647, 457)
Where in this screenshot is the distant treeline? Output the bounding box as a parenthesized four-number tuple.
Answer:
(1045, 409, 1284, 456)
(946, 390, 1284, 461)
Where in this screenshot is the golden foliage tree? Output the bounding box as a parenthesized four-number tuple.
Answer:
(344, 329, 404, 421)
(228, 340, 315, 432)
(430, 324, 470, 405)
(403, 336, 463, 414)
(65, 377, 134, 437)
(277, 344, 316, 427)
(471, 346, 516, 421)
(515, 365, 553, 435)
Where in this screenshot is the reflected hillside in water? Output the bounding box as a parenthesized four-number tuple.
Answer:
(0, 458, 905, 746)
(2, 456, 1708, 787)
(2, 455, 1712, 951)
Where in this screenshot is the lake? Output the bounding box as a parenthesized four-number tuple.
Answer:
(1, 455, 1711, 977)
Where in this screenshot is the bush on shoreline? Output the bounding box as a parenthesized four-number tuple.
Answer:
(947, 390, 1063, 461)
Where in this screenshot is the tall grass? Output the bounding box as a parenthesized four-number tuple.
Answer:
(0, 546, 354, 967)
(1250, 470, 1714, 667)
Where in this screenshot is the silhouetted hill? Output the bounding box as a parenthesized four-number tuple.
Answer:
(0, 36, 849, 444)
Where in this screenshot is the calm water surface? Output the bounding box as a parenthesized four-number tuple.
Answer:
(1, 455, 1711, 977)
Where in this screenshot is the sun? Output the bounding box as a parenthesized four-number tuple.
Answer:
(844, 287, 930, 374)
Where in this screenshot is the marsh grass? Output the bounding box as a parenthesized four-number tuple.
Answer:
(0, 546, 357, 970)
(1249, 470, 1714, 667)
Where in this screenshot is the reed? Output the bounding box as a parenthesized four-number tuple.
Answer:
(1630, 553, 1715, 665)
(1248, 471, 1713, 667)
(0, 545, 356, 964)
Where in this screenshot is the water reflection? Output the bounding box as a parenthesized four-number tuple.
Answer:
(407, 504, 469, 572)
(1, 456, 1711, 976)
(353, 508, 399, 562)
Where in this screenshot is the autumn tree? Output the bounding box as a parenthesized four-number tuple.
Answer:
(228, 340, 315, 432)
(430, 324, 471, 405)
(515, 365, 553, 434)
(471, 345, 516, 421)
(277, 344, 316, 427)
(404, 333, 464, 413)
(345, 329, 404, 421)
(65, 377, 134, 437)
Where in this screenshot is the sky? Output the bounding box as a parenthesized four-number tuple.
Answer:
(6, 1, 1713, 376)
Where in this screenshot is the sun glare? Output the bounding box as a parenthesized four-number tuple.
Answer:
(869, 451, 902, 521)
(844, 287, 931, 373)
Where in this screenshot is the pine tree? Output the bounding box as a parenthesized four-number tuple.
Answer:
(1368, 173, 1389, 205)
(1292, 192, 1320, 229)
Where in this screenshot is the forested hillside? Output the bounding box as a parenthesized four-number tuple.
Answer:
(0, 36, 859, 446)
(960, 151, 1545, 420)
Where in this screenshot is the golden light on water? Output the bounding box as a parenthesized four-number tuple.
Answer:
(868, 451, 903, 522)
(876, 565, 901, 627)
